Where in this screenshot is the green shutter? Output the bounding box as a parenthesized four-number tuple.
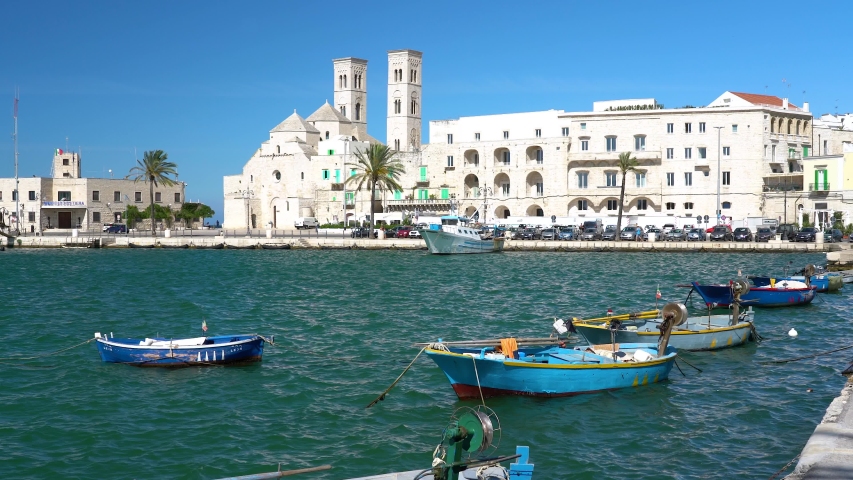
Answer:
(394, 190, 402, 200)
(419, 167, 427, 182)
(441, 189, 449, 199)
(335, 170, 340, 182)
(418, 189, 428, 200)
(350, 169, 356, 178)
(803, 146, 809, 158)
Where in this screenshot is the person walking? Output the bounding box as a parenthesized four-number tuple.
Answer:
(636, 225, 643, 242)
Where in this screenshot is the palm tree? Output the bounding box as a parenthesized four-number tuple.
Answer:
(128, 150, 178, 238)
(345, 143, 405, 236)
(615, 152, 639, 236)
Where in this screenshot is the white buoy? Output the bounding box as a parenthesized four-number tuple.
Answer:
(789, 328, 798, 337)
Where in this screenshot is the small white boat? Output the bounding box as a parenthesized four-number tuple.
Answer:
(420, 215, 505, 254)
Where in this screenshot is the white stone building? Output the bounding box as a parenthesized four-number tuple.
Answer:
(0, 151, 186, 233)
(225, 50, 847, 231)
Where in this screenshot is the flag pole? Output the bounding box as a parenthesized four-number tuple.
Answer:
(13, 89, 19, 236)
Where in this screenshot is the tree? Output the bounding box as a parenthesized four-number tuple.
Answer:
(176, 203, 215, 228)
(615, 152, 639, 236)
(125, 205, 144, 229)
(345, 143, 405, 236)
(127, 150, 178, 238)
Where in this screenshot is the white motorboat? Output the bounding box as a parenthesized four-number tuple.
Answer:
(420, 215, 505, 254)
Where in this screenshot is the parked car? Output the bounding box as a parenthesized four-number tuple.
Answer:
(351, 226, 378, 238)
(557, 227, 578, 241)
(598, 226, 616, 241)
(795, 227, 818, 242)
(408, 229, 422, 239)
(776, 224, 799, 241)
(709, 225, 734, 241)
(581, 228, 601, 241)
(620, 226, 646, 241)
(540, 228, 558, 240)
(755, 227, 775, 242)
(687, 228, 706, 241)
(733, 227, 753, 242)
(662, 224, 676, 235)
(387, 226, 412, 238)
(824, 229, 843, 243)
(514, 228, 539, 240)
(665, 228, 687, 241)
(105, 224, 127, 234)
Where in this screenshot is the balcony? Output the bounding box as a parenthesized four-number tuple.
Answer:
(416, 179, 429, 186)
(809, 183, 830, 192)
(770, 133, 810, 144)
(569, 149, 662, 165)
(331, 183, 345, 191)
(386, 198, 452, 211)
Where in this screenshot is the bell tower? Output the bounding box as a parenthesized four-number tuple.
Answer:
(386, 49, 422, 151)
(333, 57, 367, 133)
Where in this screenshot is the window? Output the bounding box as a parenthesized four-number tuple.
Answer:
(346, 192, 355, 205)
(666, 172, 675, 186)
(114, 191, 121, 202)
(562, 127, 569, 136)
(447, 156, 454, 167)
(155, 192, 162, 202)
(772, 144, 777, 160)
(722, 171, 731, 185)
(685, 123, 692, 133)
(699, 122, 706, 133)
(666, 148, 674, 159)
(635, 172, 646, 187)
(634, 136, 645, 151)
(322, 169, 330, 180)
(605, 172, 618, 187)
(502, 151, 511, 165)
(350, 168, 356, 177)
(475, 132, 480, 141)
(535, 149, 543, 164)
(606, 136, 617, 152)
(684, 202, 694, 210)
(63, 159, 69, 166)
(722, 201, 731, 209)
(174, 193, 181, 203)
(667, 123, 674, 134)
(0, 191, 2, 200)
(577, 172, 588, 189)
(723, 146, 731, 157)
(535, 182, 543, 196)
(503, 131, 509, 139)
(441, 189, 449, 199)
(135, 192, 142, 202)
(666, 202, 675, 210)
(580, 123, 587, 130)
(29, 211, 36, 222)
(90, 190, 99, 202)
(535, 129, 541, 138)
(58, 191, 71, 201)
(447, 134, 453, 144)
(684, 148, 692, 159)
(607, 200, 618, 210)
(12, 190, 17, 201)
(732, 124, 738, 133)
(684, 172, 692, 186)
(698, 147, 707, 159)
(419, 166, 428, 182)
(581, 140, 589, 151)
(637, 199, 648, 210)
(501, 183, 510, 196)
(29, 190, 36, 201)
(577, 200, 588, 210)
(92, 212, 100, 223)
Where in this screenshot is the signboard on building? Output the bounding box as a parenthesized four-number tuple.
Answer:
(42, 201, 85, 207)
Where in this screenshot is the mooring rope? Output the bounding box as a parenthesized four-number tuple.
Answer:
(366, 345, 428, 408)
(471, 355, 486, 407)
(676, 355, 703, 373)
(0, 338, 95, 363)
(767, 452, 800, 480)
(761, 343, 853, 364)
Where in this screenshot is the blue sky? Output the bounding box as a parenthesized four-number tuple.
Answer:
(1, 0, 850, 222)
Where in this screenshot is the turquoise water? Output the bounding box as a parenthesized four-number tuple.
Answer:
(0, 249, 849, 479)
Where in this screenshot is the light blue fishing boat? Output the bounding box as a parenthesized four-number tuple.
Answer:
(420, 215, 505, 255)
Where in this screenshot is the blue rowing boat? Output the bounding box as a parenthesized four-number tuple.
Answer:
(94, 332, 268, 366)
(426, 343, 676, 399)
(691, 280, 816, 308)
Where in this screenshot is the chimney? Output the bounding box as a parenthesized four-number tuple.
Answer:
(782, 98, 789, 110)
(803, 102, 810, 113)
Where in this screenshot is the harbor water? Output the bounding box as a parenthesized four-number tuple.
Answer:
(1, 249, 850, 479)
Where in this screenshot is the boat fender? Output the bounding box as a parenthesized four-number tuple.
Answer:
(553, 318, 568, 335)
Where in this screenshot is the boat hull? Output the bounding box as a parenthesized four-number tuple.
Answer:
(426, 344, 675, 399)
(691, 282, 816, 307)
(421, 230, 505, 254)
(574, 314, 754, 351)
(95, 334, 265, 367)
(751, 274, 842, 293)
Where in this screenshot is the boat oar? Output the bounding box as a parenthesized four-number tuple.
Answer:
(366, 346, 427, 408)
(412, 337, 568, 348)
(213, 464, 332, 479)
(578, 310, 660, 324)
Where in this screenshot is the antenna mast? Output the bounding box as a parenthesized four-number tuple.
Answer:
(13, 89, 19, 235)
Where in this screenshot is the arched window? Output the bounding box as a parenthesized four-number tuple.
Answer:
(276, 145, 280, 154)
(341, 106, 346, 117)
(413, 70, 417, 83)
(325, 131, 329, 140)
(411, 99, 417, 115)
(343, 74, 347, 88)
(250, 175, 253, 183)
(338, 75, 342, 88)
(770, 117, 775, 133)
(355, 103, 361, 121)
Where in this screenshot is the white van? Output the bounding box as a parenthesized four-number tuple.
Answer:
(294, 217, 319, 229)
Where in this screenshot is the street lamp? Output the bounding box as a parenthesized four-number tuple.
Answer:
(713, 126, 724, 225)
(241, 188, 254, 237)
(481, 186, 494, 224)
